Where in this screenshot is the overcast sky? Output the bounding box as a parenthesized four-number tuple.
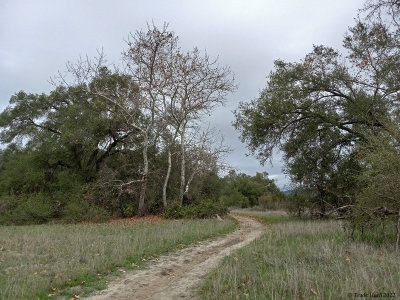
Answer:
(0, 0, 365, 189)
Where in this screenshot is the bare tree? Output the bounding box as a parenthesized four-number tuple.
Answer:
(122, 23, 179, 214)
(128, 25, 236, 206)
(184, 126, 231, 195)
(164, 48, 236, 204)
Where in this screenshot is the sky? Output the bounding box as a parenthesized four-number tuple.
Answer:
(0, 0, 365, 189)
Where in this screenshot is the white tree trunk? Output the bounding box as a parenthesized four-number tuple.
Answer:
(179, 131, 186, 205)
(138, 134, 149, 215)
(162, 149, 172, 208)
(185, 172, 196, 195)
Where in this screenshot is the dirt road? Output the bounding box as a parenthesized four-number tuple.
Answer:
(86, 214, 265, 300)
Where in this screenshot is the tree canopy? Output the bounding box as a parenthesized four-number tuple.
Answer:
(0, 24, 237, 224)
(234, 0, 400, 222)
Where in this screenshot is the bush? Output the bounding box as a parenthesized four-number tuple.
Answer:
(219, 189, 249, 208)
(0, 193, 54, 225)
(62, 199, 109, 223)
(163, 200, 228, 219)
(258, 194, 282, 210)
(163, 202, 185, 219)
(284, 189, 313, 218)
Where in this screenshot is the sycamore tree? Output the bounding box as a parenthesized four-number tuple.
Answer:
(234, 0, 400, 216)
(184, 126, 231, 196)
(123, 23, 235, 207)
(162, 46, 236, 204)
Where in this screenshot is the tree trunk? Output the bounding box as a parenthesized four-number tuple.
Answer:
(162, 149, 171, 208)
(185, 172, 196, 195)
(138, 134, 149, 215)
(179, 131, 186, 205)
(396, 210, 400, 253)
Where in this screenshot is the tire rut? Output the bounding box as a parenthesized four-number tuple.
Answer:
(85, 214, 265, 300)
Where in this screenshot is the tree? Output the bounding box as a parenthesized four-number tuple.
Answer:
(123, 23, 235, 208)
(234, 1, 400, 214)
(0, 23, 236, 222)
(184, 126, 230, 196)
(219, 171, 282, 208)
(163, 46, 236, 204)
(0, 71, 139, 223)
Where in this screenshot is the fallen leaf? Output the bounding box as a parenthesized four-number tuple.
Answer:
(345, 256, 351, 261)
(131, 263, 138, 267)
(80, 281, 86, 285)
(48, 294, 55, 297)
(310, 287, 318, 295)
(233, 257, 238, 262)
(242, 274, 248, 280)
(50, 287, 56, 292)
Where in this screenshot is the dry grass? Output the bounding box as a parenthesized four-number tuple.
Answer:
(230, 208, 288, 217)
(200, 218, 400, 299)
(0, 217, 235, 299)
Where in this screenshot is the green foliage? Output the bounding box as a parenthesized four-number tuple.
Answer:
(233, 0, 400, 222)
(284, 188, 314, 218)
(258, 194, 283, 210)
(62, 200, 110, 223)
(219, 171, 284, 208)
(163, 200, 228, 219)
(347, 127, 400, 243)
(0, 193, 54, 225)
(220, 189, 249, 208)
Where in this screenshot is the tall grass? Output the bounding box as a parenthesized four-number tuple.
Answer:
(200, 218, 400, 299)
(0, 218, 235, 299)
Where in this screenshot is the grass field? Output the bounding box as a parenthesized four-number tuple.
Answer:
(0, 216, 236, 299)
(200, 215, 400, 300)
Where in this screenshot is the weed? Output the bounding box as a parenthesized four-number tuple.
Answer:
(200, 220, 400, 299)
(0, 218, 235, 299)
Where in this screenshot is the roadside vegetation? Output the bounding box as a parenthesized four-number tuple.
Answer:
(0, 217, 235, 299)
(200, 215, 400, 299)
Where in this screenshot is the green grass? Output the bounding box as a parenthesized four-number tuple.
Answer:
(200, 217, 400, 300)
(0, 217, 236, 299)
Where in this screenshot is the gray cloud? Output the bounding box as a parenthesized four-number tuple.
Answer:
(0, 0, 365, 188)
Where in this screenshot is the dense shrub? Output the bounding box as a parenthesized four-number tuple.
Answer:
(0, 193, 54, 225)
(0, 192, 109, 225)
(220, 189, 249, 208)
(163, 200, 228, 219)
(258, 194, 283, 210)
(62, 199, 109, 223)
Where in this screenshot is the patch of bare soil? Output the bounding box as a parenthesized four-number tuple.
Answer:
(85, 215, 265, 300)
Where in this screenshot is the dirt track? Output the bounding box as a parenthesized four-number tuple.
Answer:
(86, 214, 265, 300)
